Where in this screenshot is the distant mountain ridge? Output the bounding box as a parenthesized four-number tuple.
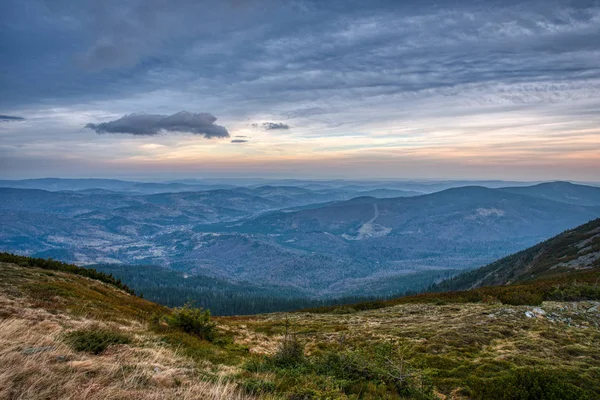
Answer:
(499, 181, 600, 206)
(0, 178, 235, 193)
(0, 177, 557, 194)
(2, 180, 600, 297)
(435, 218, 600, 291)
(234, 185, 599, 241)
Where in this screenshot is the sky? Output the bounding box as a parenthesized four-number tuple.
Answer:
(1, 0, 599, 181)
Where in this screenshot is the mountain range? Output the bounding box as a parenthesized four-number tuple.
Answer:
(1, 179, 600, 297)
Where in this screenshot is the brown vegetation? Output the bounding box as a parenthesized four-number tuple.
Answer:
(1, 260, 599, 399)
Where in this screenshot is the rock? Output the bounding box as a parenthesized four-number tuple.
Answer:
(525, 311, 535, 318)
(532, 307, 546, 316)
(587, 305, 598, 313)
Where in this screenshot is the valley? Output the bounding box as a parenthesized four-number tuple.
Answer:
(2, 179, 600, 304)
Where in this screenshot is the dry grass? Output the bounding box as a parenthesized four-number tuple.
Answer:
(2, 261, 599, 398)
(222, 300, 600, 396)
(0, 297, 256, 400)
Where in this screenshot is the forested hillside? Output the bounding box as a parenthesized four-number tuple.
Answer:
(89, 263, 404, 315)
(434, 218, 600, 291)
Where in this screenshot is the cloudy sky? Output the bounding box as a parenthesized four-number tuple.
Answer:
(1, 0, 599, 180)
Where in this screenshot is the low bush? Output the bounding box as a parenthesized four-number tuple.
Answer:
(160, 303, 217, 341)
(548, 281, 600, 302)
(272, 334, 305, 368)
(246, 338, 435, 399)
(496, 290, 544, 306)
(468, 368, 592, 399)
(313, 342, 434, 398)
(65, 327, 131, 354)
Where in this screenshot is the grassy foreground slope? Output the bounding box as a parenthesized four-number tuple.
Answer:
(1, 256, 600, 399)
(0, 261, 256, 400)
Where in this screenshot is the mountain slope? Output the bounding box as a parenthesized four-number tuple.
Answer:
(436, 218, 600, 291)
(1, 255, 599, 399)
(236, 186, 599, 241)
(0, 258, 252, 400)
(499, 181, 600, 206)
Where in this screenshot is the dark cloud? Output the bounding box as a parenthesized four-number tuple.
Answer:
(76, 0, 272, 70)
(85, 111, 229, 138)
(252, 122, 290, 130)
(0, 115, 25, 122)
(263, 122, 289, 130)
(231, 139, 248, 143)
(2, 0, 600, 113)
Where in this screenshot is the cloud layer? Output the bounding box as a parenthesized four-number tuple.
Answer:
(1, 0, 599, 180)
(85, 111, 229, 138)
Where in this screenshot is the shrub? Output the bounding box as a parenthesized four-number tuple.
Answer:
(547, 282, 600, 302)
(469, 368, 591, 399)
(269, 317, 306, 368)
(313, 342, 434, 399)
(165, 303, 216, 341)
(482, 294, 500, 304)
(243, 337, 434, 398)
(496, 290, 543, 306)
(65, 327, 131, 354)
(272, 334, 305, 368)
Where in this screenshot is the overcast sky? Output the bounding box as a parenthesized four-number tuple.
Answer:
(1, 0, 599, 180)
